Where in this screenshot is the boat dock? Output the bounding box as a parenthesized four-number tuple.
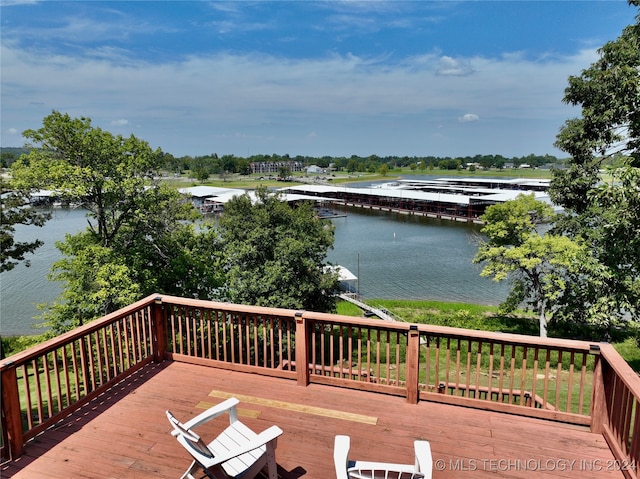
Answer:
(281, 178, 551, 224)
(337, 293, 398, 322)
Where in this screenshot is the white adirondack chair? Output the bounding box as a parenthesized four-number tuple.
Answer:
(334, 435, 433, 479)
(166, 397, 283, 479)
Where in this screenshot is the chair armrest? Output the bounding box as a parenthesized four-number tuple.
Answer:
(182, 397, 240, 430)
(200, 425, 284, 468)
(334, 435, 351, 479)
(414, 441, 433, 479)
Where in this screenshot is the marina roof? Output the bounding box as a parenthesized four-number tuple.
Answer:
(178, 186, 245, 199)
(179, 186, 336, 206)
(280, 184, 549, 206)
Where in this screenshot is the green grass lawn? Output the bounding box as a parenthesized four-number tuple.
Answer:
(162, 166, 553, 190)
(337, 298, 640, 370)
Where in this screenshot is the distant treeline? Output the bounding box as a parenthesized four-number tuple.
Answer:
(1, 147, 563, 174)
(161, 152, 566, 178)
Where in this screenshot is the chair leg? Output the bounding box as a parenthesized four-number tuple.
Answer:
(265, 444, 278, 479)
(179, 460, 203, 479)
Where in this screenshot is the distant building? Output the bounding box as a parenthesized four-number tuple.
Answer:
(249, 161, 304, 175)
(306, 165, 325, 175)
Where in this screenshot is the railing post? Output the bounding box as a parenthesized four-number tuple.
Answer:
(152, 296, 167, 363)
(406, 325, 420, 404)
(295, 311, 310, 386)
(1, 363, 25, 458)
(590, 345, 606, 434)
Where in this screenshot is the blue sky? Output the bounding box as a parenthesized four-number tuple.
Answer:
(1, 1, 637, 158)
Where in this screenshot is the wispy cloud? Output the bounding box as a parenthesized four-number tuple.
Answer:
(459, 114, 479, 123)
(0, 0, 39, 6)
(1, 1, 633, 157)
(436, 56, 474, 76)
(1, 40, 589, 148)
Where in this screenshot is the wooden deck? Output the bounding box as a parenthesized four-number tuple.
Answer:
(1, 360, 626, 479)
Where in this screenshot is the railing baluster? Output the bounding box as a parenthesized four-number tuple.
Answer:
(252, 315, 258, 366)
(543, 349, 551, 408)
(61, 345, 72, 409)
(21, 364, 33, 431)
(434, 337, 441, 391)
(508, 344, 516, 405)
(375, 329, 381, 384)
(33, 357, 44, 425)
(393, 331, 400, 386)
(43, 353, 53, 418)
(487, 342, 495, 400)
(567, 351, 575, 413)
(555, 350, 563, 411)
(448, 338, 455, 394)
(519, 347, 527, 406)
(531, 348, 539, 408)
(474, 341, 482, 399)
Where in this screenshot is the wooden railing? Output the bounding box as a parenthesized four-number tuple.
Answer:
(592, 343, 640, 478)
(2, 294, 639, 477)
(0, 295, 160, 461)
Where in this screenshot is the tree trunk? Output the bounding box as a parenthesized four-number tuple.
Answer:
(538, 300, 548, 338)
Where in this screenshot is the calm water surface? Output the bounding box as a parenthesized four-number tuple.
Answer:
(1, 201, 508, 336)
(326, 207, 507, 304)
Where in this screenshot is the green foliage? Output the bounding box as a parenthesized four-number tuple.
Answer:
(0, 177, 51, 272)
(367, 299, 540, 335)
(474, 194, 587, 337)
(219, 185, 339, 311)
(0, 334, 49, 359)
(13, 111, 166, 247)
(614, 337, 640, 372)
(550, 3, 640, 331)
(12, 111, 222, 333)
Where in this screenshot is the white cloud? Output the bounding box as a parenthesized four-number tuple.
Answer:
(0, 0, 39, 6)
(0, 41, 595, 156)
(458, 114, 479, 123)
(7, 127, 18, 135)
(436, 56, 474, 76)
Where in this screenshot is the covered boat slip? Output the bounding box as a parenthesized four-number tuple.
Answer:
(283, 179, 549, 223)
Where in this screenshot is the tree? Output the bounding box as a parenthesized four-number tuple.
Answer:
(11, 111, 218, 332)
(278, 165, 291, 180)
(474, 195, 587, 337)
(219, 186, 339, 312)
(549, 1, 640, 331)
(190, 156, 211, 183)
(0, 177, 50, 272)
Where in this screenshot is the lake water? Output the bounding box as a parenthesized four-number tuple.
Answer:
(0, 198, 508, 336)
(326, 207, 506, 305)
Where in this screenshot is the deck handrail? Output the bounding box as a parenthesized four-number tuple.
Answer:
(592, 343, 640, 478)
(0, 294, 160, 460)
(1, 294, 639, 478)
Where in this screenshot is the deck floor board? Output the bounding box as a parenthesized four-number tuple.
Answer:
(1, 361, 625, 479)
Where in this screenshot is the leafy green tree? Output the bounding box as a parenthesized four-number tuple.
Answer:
(190, 156, 211, 183)
(219, 186, 339, 312)
(278, 165, 291, 180)
(474, 195, 587, 337)
(346, 159, 358, 173)
(0, 178, 51, 272)
(11, 111, 218, 332)
(550, 1, 640, 331)
(12, 111, 170, 247)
